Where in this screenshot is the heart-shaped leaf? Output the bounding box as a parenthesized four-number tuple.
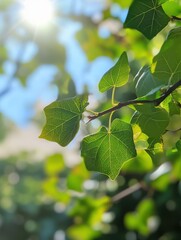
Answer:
(124, 0, 170, 39)
(40, 95, 88, 146)
(81, 119, 136, 180)
(99, 51, 130, 93)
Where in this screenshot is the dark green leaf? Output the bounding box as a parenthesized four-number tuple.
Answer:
(124, 0, 170, 39)
(81, 119, 136, 180)
(40, 95, 88, 146)
(135, 67, 163, 97)
(99, 52, 130, 93)
(176, 140, 181, 152)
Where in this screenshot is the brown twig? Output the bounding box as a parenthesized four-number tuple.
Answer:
(88, 79, 181, 121)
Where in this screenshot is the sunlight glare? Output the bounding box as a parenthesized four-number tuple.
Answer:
(20, 0, 55, 28)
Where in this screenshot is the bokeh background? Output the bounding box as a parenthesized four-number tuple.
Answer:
(0, 0, 181, 240)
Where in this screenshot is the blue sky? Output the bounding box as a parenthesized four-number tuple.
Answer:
(0, 0, 127, 126)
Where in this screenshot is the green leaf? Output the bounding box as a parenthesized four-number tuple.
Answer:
(158, 0, 169, 4)
(162, 1, 181, 16)
(44, 154, 65, 176)
(135, 66, 163, 97)
(67, 163, 90, 192)
(76, 27, 122, 60)
(131, 108, 169, 138)
(134, 67, 164, 113)
(152, 27, 181, 84)
(124, 0, 170, 39)
(176, 140, 181, 152)
(40, 95, 88, 146)
(114, 0, 133, 9)
(125, 199, 155, 235)
(122, 150, 153, 173)
(81, 119, 136, 180)
(98, 52, 130, 93)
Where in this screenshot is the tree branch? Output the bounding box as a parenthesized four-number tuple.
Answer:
(88, 79, 181, 121)
(111, 182, 143, 203)
(171, 16, 181, 21)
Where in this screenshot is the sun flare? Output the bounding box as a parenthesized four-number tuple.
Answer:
(20, 0, 55, 28)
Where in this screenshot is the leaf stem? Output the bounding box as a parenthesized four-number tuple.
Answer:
(112, 86, 116, 106)
(108, 111, 114, 133)
(88, 79, 181, 121)
(108, 86, 117, 132)
(86, 109, 98, 115)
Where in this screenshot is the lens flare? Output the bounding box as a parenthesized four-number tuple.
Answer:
(20, 0, 55, 28)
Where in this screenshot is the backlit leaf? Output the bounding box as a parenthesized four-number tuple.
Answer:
(81, 119, 136, 180)
(124, 0, 170, 39)
(152, 27, 181, 84)
(40, 95, 88, 146)
(131, 108, 169, 138)
(162, 1, 181, 16)
(99, 52, 130, 93)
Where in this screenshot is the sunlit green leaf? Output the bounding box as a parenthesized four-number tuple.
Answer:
(76, 27, 121, 60)
(113, 0, 133, 9)
(162, 1, 181, 16)
(125, 199, 155, 235)
(67, 163, 90, 192)
(99, 52, 130, 93)
(152, 27, 181, 84)
(45, 154, 65, 176)
(67, 225, 100, 240)
(40, 95, 88, 146)
(81, 119, 136, 180)
(43, 177, 70, 203)
(122, 150, 153, 173)
(131, 108, 169, 138)
(124, 0, 170, 39)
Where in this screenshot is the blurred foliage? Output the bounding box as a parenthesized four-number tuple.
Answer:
(0, 0, 181, 239)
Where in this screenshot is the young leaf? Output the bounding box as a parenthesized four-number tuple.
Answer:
(81, 119, 136, 180)
(98, 52, 130, 93)
(124, 0, 170, 39)
(152, 27, 181, 85)
(40, 95, 88, 146)
(131, 108, 169, 138)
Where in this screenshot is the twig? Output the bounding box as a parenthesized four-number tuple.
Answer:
(88, 79, 181, 121)
(111, 182, 143, 203)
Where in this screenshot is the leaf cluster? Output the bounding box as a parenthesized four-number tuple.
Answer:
(41, 10, 181, 179)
